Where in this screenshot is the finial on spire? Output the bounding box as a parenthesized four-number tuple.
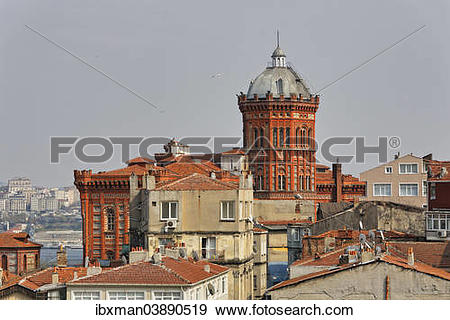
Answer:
(277, 30, 280, 47)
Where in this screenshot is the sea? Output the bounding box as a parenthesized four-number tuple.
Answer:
(40, 246, 84, 267)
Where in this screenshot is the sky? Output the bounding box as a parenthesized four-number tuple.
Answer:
(0, 0, 449, 187)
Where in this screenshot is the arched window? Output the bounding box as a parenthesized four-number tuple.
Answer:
(285, 128, 290, 146)
(106, 251, 114, 260)
(260, 128, 264, 147)
(279, 128, 284, 147)
(299, 176, 304, 190)
(253, 128, 258, 147)
(35, 254, 39, 269)
(106, 208, 115, 231)
(296, 128, 300, 146)
(307, 128, 313, 148)
(301, 128, 307, 146)
(273, 128, 278, 147)
(23, 254, 27, 272)
(278, 175, 286, 190)
(1, 255, 7, 270)
(276, 78, 283, 95)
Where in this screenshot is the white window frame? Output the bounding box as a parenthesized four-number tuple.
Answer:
(72, 291, 101, 300)
(399, 183, 419, 197)
(384, 166, 393, 174)
(220, 201, 235, 221)
(108, 291, 145, 300)
(422, 180, 427, 197)
(153, 291, 182, 300)
(373, 183, 392, 196)
(201, 237, 216, 259)
(160, 201, 178, 220)
(292, 228, 300, 241)
(399, 163, 419, 174)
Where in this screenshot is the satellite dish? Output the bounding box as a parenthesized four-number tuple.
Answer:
(192, 250, 199, 261)
(121, 255, 127, 265)
(294, 194, 302, 199)
(179, 248, 187, 259)
(359, 234, 366, 244)
(376, 246, 382, 255)
(368, 230, 376, 242)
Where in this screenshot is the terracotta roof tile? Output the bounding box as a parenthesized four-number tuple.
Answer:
(155, 173, 238, 191)
(258, 219, 312, 226)
(387, 241, 450, 269)
(71, 257, 228, 286)
(0, 232, 42, 249)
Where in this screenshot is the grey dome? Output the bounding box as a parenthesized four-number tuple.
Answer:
(271, 46, 286, 57)
(247, 66, 311, 98)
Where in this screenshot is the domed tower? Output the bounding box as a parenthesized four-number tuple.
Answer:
(238, 39, 320, 200)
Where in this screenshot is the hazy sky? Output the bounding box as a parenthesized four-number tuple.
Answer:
(0, 0, 449, 186)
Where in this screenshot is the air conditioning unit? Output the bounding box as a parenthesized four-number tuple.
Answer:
(165, 219, 178, 229)
(437, 230, 447, 238)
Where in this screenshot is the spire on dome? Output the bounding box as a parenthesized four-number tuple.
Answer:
(271, 30, 286, 67)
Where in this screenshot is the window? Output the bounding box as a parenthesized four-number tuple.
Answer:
(285, 128, 290, 146)
(278, 175, 286, 190)
(106, 208, 115, 231)
(153, 291, 182, 300)
(73, 291, 100, 300)
(47, 290, 60, 300)
(260, 128, 264, 147)
(373, 183, 391, 196)
(399, 183, 418, 196)
(109, 291, 144, 300)
(201, 237, 216, 259)
(422, 181, 427, 197)
(427, 214, 450, 231)
(161, 201, 178, 220)
(430, 183, 436, 200)
(276, 78, 283, 95)
(399, 163, 418, 174)
(385, 166, 393, 174)
(253, 275, 257, 291)
(292, 228, 300, 241)
(196, 288, 201, 300)
(221, 277, 226, 294)
(279, 128, 284, 147)
(254, 128, 258, 147)
(272, 128, 278, 147)
(220, 201, 235, 221)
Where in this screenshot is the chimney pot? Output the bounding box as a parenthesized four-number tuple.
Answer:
(408, 247, 414, 266)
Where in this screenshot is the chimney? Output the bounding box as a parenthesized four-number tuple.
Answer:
(73, 271, 78, 280)
(51, 270, 59, 285)
(408, 247, 414, 266)
(56, 245, 67, 267)
(203, 264, 211, 273)
(332, 162, 342, 203)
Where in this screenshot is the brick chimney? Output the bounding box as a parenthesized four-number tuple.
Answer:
(407, 247, 414, 266)
(332, 163, 343, 202)
(51, 269, 59, 285)
(56, 244, 67, 267)
(204, 264, 211, 273)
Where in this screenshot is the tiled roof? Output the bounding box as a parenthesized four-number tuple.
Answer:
(426, 160, 450, 181)
(70, 257, 228, 286)
(20, 267, 88, 290)
(155, 173, 238, 191)
(381, 255, 450, 281)
(387, 241, 450, 269)
(221, 148, 245, 155)
(269, 253, 450, 291)
(258, 219, 312, 226)
(126, 157, 155, 164)
(0, 232, 42, 249)
(291, 246, 351, 267)
(253, 227, 268, 233)
(93, 164, 150, 177)
(0, 270, 23, 291)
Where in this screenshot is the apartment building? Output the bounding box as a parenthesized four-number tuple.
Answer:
(360, 154, 427, 208)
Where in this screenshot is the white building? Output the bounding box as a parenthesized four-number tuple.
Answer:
(8, 177, 32, 193)
(66, 254, 230, 300)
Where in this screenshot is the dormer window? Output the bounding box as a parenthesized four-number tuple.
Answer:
(276, 79, 283, 95)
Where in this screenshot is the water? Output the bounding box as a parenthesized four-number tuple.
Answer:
(40, 247, 84, 267)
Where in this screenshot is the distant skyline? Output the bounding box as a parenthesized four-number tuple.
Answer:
(1, 0, 449, 186)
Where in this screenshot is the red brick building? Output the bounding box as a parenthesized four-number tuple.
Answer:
(237, 43, 365, 204)
(0, 232, 42, 275)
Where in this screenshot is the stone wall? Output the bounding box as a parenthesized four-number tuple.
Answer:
(311, 201, 425, 237)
